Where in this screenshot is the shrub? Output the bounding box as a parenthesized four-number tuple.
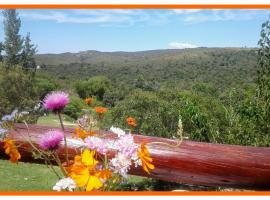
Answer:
(63, 96, 85, 120)
(0, 66, 38, 116)
(75, 76, 111, 100)
(108, 90, 181, 138)
(35, 77, 58, 99)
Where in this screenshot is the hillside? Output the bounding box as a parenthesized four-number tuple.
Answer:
(36, 47, 258, 91)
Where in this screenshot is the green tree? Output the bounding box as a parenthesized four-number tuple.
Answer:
(2, 9, 23, 67)
(0, 42, 4, 62)
(75, 76, 111, 100)
(21, 32, 37, 73)
(0, 67, 38, 116)
(108, 90, 181, 138)
(257, 17, 270, 133)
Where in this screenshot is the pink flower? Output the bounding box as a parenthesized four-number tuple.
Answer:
(43, 91, 69, 112)
(115, 134, 138, 158)
(110, 152, 132, 178)
(85, 136, 108, 155)
(39, 130, 64, 151)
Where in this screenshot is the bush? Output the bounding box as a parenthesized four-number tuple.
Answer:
(35, 77, 58, 99)
(75, 76, 111, 100)
(63, 96, 85, 120)
(0, 66, 38, 116)
(108, 90, 181, 138)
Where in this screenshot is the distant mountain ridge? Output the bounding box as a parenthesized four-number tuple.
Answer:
(36, 47, 258, 91)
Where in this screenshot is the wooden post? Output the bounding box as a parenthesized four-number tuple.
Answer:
(1, 123, 270, 190)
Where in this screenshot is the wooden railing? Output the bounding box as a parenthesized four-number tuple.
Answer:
(1, 123, 270, 190)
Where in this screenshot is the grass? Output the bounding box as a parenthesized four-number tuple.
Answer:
(0, 159, 152, 191)
(0, 159, 60, 191)
(37, 113, 77, 128)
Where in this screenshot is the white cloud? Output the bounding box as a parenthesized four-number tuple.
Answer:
(172, 9, 202, 14)
(169, 42, 198, 49)
(20, 11, 133, 24)
(181, 9, 270, 24)
(18, 9, 270, 26)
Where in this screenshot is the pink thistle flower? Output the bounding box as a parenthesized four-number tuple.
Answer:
(39, 130, 64, 151)
(43, 91, 69, 112)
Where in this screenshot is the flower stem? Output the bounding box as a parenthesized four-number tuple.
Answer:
(57, 112, 69, 166)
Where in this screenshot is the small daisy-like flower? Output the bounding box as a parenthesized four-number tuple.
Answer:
(69, 149, 111, 191)
(43, 91, 69, 112)
(126, 117, 137, 128)
(3, 139, 21, 163)
(39, 130, 64, 151)
(85, 136, 109, 155)
(94, 106, 108, 118)
(2, 109, 18, 121)
(84, 97, 94, 105)
(110, 152, 132, 178)
(53, 177, 76, 192)
(0, 124, 7, 140)
(110, 126, 126, 137)
(115, 134, 139, 158)
(137, 142, 155, 174)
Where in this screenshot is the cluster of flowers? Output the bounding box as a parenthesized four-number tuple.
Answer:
(0, 91, 154, 192)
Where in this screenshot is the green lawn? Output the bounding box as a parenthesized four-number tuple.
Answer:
(37, 114, 77, 128)
(0, 159, 152, 191)
(0, 159, 60, 191)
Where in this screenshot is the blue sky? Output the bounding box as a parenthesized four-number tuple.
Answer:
(0, 9, 270, 54)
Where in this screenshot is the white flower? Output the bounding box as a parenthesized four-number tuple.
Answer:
(52, 177, 76, 192)
(85, 136, 109, 155)
(110, 126, 126, 137)
(115, 134, 139, 158)
(110, 153, 132, 178)
(64, 138, 87, 148)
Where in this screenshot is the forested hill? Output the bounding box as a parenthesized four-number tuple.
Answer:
(36, 47, 258, 90)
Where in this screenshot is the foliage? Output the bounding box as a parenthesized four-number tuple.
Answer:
(75, 76, 111, 100)
(63, 96, 85, 120)
(21, 32, 37, 73)
(37, 48, 258, 93)
(0, 66, 37, 116)
(0, 42, 4, 62)
(257, 17, 270, 134)
(2, 9, 23, 67)
(108, 90, 181, 138)
(34, 77, 58, 99)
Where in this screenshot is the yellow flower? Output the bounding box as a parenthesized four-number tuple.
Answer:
(137, 142, 154, 174)
(3, 139, 21, 163)
(69, 149, 111, 191)
(74, 127, 95, 140)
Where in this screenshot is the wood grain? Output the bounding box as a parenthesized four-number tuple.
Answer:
(1, 123, 270, 190)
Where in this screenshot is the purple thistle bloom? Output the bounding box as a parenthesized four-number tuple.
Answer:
(43, 91, 69, 112)
(39, 130, 64, 151)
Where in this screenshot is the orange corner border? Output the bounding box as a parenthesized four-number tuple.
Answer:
(0, 2, 270, 196)
(0, 4, 270, 9)
(0, 191, 270, 196)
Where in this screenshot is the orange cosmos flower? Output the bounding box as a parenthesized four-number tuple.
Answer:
(74, 127, 95, 140)
(126, 117, 137, 128)
(69, 149, 111, 191)
(94, 106, 108, 118)
(3, 139, 21, 163)
(137, 142, 154, 174)
(84, 97, 94, 105)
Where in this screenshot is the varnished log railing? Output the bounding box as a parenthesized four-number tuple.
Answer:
(1, 123, 270, 190)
